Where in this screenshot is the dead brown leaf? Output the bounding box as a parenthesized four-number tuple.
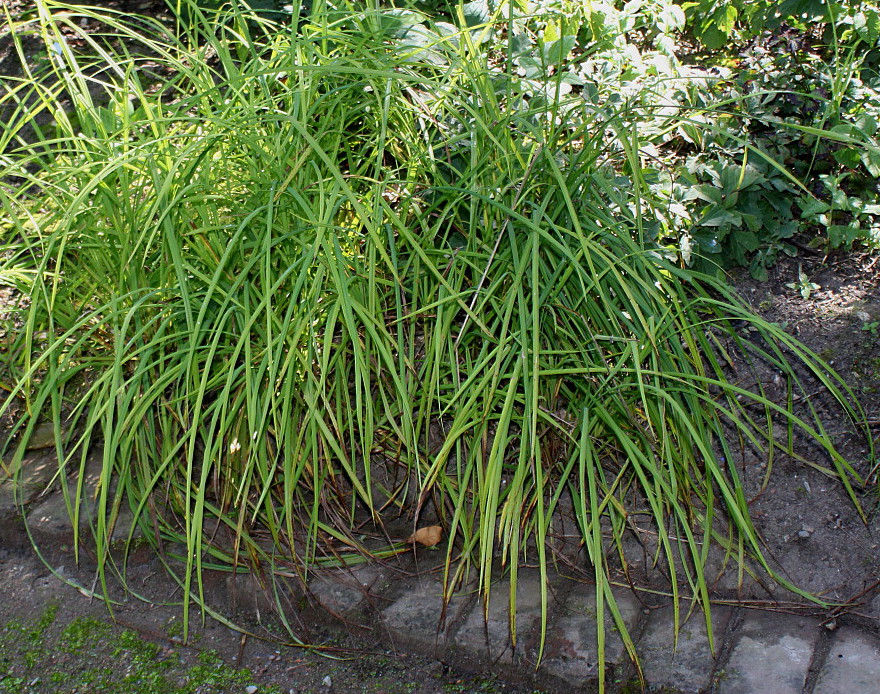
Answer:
(406, 525, 443, 547)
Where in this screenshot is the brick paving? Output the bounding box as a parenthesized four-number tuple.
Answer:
(5, 449, 880, 693)
(302, 560, 880, 693)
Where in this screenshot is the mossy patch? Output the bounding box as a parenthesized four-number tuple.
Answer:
(0, 609, 280, 694)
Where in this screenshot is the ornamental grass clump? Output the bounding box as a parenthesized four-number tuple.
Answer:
(0, 1, 874, 688)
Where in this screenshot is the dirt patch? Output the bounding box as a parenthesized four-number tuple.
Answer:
(732, 253, 880, 616)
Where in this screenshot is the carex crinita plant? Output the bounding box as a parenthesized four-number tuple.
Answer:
(0, 1, 874, 688)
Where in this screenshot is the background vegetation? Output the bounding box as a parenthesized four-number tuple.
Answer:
(0, 0, 877, 689)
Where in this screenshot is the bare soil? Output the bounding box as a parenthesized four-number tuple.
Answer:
(725, 253, 880, 618)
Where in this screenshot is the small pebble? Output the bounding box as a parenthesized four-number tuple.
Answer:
(322, 675, 332, 688)
(246, 687, 258, 694)
(798, 530, 811, 539)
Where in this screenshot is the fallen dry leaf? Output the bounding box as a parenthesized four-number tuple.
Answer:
(406, 525, 443, 547)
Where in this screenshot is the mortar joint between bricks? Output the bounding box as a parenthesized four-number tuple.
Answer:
(801, 620, 835, 694)
(604, 586, 656, 691)
(706, 607, 744, 693)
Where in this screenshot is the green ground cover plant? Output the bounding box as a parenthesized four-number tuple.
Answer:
(0, 1, 876, 690)
(0, 605, 272, 693)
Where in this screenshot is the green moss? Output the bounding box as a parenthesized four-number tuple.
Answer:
(34, 605, 59, 638)
(0, 610, 281, 694)
(0, 675, 26, 692)
(164, 617, 184, 640)
(60, 617, 112, 652)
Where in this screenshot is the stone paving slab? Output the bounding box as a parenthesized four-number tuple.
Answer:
(0, 450, 58, 519)
(26, 451, 101, 533)
(308, 563, 389, 616)
(381, 576, 470, 657)
(540, 584, 643, 688)
(814, 627, 880, 694)
(453, 569, 550, 664)
(637, 604, 732, 693)
(23, 449, 143, 544)
(9, 446, 880, 693)
(716, 612, 820, 694)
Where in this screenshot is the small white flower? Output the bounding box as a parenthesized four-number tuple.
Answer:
(680, 234, 693, 266)
(229, 438, 241, 455)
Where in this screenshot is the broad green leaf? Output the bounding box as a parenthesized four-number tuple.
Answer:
(461, 0, 490, 28)
(699, 208, 742, 227)
(731, 229, 761, 252)
(540, 36, 576, 65)
(827, 224, 862, 247)
(833, 147, 863, 170)
(855, 114, 878, 137)
(854, 10, 880, 44)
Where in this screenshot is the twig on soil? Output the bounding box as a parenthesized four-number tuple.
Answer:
(237, 632, 247, 665)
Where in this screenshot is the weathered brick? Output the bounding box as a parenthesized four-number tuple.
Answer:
(638, 604, 731, 693)
(716, 612, 819, 694)
(814, 627, 880, 694)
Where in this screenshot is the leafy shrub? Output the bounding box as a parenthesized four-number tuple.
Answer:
(680, 0, 880, 50)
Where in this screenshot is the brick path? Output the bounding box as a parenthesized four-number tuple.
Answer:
(4, 443, 880, 693)
(302, 563, 880, 693)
